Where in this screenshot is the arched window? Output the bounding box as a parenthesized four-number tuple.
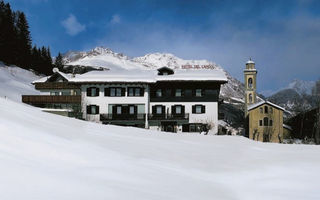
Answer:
(248, 78, 253, 88)
(249, 94, 253, 103)
(264, 106, 268, 114)
(264, 117, 269, 126)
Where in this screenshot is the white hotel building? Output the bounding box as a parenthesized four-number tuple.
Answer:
(22, 67, 227, 133)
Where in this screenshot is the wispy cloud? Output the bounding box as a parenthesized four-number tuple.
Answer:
(110, 14, 121, 24)
(61, 14, 86, 36)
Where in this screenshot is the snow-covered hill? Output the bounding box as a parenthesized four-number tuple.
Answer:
(64, 47, 245, 102)
(0, 62, 41, 102)
(1, 97, 320, 199)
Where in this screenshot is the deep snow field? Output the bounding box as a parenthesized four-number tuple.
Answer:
(0, 97, 320, 200)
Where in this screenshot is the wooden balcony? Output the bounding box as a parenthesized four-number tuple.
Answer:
(34, 82, 80, 90)
(22, 95, 81, 104)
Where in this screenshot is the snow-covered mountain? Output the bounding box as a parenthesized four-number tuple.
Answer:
(287, 79, 315, 96)
(267, 79, 317, 116)
(64, 47, 245, 102)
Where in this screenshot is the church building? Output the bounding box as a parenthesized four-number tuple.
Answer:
(244, 59, 286, 143)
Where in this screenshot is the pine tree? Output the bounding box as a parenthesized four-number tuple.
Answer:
(54, 52, 64, 70)
(0, 1, 17, 65)
(15, 11, 32, 68)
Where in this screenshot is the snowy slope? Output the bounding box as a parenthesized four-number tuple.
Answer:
(0, 62, 41, 102)
(64, 47, 245, 102)
(1, 97, 320, 200)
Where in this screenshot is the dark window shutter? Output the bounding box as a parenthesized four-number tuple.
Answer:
(121, 88, 125, 96)
(104, 88, 110, 96)
(134, 106, 138, 114)
(152, 106, 156, 114)
(140, 88, 144, 96)
(181, 89, 185, 97)
(96, 106, 99, 114)
(87, 87, 91, 96)
(171, 105, 175, 114)
(192, 89, 195, 97)
(201, 105, 206, 113)
(162, 106, 165, 114)
(182, 105, 185, 114)
(192, 105, 196, 113)
(87, 105, 91, 114)
(96, 88, 99, 96)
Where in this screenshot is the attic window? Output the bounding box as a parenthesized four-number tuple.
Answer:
(157, 67, 174, 75)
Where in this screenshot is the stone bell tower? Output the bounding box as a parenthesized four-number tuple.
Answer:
(244, 58, 257, 117)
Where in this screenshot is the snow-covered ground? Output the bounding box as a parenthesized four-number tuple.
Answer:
(1, 97, 320, 200)
(0, 63, 41, 102)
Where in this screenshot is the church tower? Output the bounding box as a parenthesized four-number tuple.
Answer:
(244, 58, 257, 117)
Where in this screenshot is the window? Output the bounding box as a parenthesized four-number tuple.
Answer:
(175, 89, 182, 97)
(249, 94, 253, 103)
(195, 89, 202, 97)
(129, 106, 135, 114)
(86, 87, 99, 97)
(86, 105, 99, 115)
(156, 89, 162, 97)
(175, 106, 182, 114)
(270, 107, 273, 113)
(116, 106, 122, 114)
(128, 88, 134, 96)
(156, 106, 162, 114)
(109, 87, 125, 97)
(196, 106, 202, 113)
(264, 106, 268, 114)
(259, 120, 263, 126)
(259, 107, 263, 113)
(248, 78, 253, 88)
(264, 117, 269, 126)
(192, 105, 205, 114)
(128, 87, 144, 97)
(269, 120, 273, 126)
(116, 88, 122, 96)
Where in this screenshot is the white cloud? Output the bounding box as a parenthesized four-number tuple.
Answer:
(61, 14, 86, 36)
(110, 14, 121, 24)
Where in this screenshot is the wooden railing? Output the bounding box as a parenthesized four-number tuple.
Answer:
(34, 82, 80, 90)
(22, 95, 81, 104)
(100, 113, 146, 121)
(148, 113, 189, 120)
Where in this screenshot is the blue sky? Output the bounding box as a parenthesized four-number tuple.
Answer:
(7, 0, 320, 95)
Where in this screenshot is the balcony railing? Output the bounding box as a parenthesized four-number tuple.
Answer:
(34, 82, 80, 90)
(100, 113, 146, 121)
(22, 95, 81, 104)
(148, 113, 189, 120)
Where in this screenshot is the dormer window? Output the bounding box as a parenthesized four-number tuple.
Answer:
(157, 67, 174, 75)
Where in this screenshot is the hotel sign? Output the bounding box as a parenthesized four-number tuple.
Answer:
(181, 64, 215, 69)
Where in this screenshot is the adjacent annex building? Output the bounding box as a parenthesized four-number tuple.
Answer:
(244, 59, 290, 143)
(22, 66, 228, 134)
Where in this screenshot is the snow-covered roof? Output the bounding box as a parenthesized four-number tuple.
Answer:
(247, 100, 285, 111)
(69, 68, 228, 83)
(246, 59, 255, 64)
(32, 76, 50, 84)
(283, 124, 293, 130)
(32, 69, 77, 84)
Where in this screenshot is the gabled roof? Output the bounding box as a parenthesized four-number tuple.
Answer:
(32, 68, 76, 84)
(248, 100, 285, 111)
